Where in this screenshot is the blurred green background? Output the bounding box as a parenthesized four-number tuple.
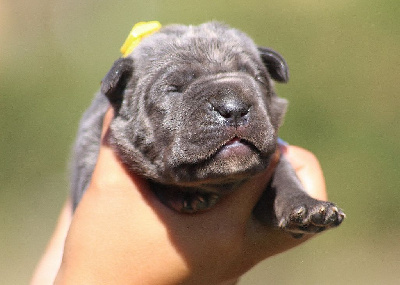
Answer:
(1, 0, 399, 284)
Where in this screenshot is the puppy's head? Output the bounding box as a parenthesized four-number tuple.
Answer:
(101, 22, 289, 189)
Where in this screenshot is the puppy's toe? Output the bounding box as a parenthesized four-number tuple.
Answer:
(280, 201, 345, 237)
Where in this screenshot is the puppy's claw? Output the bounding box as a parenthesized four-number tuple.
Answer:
(290, 206, 307, 223)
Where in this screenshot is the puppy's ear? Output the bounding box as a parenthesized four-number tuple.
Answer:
(258, 47, 289, 83)
(101, 57, 134, 107)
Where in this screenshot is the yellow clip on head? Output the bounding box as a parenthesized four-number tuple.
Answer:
(120, 21, 162, 57)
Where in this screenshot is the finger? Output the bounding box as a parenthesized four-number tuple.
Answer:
(100, 107, 114, 140)
(281, 145, 327, 201)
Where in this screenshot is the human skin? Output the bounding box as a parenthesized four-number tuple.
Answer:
(31, 109, 328, 285)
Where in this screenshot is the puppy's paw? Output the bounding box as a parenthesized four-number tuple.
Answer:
(279, 200, 345, 238)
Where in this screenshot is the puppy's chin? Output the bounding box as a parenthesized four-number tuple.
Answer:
(201, 150, 265, 181)
(169, 143, 268, 186)
(152, 140, 271, 214)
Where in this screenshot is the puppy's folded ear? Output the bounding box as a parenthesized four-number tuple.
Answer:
(258, 47, 289, 83)
(101, 57, 134, 107)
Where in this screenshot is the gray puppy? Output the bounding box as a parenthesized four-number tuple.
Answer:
(71, 22, 344, 237)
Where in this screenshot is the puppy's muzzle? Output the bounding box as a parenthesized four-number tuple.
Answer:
(211, 96, 251, 128)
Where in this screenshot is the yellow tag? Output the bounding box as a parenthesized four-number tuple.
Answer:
(120, 21, 162, 57)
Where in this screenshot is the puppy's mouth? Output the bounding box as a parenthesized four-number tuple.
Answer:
(215, 136, 259, 159)
(155, 137, 262, 214)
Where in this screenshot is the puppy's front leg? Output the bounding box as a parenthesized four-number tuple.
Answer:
(255, 156, 345, 238)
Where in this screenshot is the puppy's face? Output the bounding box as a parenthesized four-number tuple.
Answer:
(101, 22, 289, 188)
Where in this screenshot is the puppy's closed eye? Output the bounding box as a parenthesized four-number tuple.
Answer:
(255, 73, 269, 87)
(166, 72, 197, 93)
(166, 84, 184, 93)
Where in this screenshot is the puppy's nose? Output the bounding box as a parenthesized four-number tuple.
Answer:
(213, 98, 251, 127)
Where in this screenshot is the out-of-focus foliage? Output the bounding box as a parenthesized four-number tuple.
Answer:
(1, 0, 399, 283)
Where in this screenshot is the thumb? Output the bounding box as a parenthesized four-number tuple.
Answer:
(89, 108, 146, 192)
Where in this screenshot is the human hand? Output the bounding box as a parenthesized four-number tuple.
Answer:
(33, 108, 328, 285)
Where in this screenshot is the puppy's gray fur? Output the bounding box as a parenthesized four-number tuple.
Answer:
(71, 22, 344, 235)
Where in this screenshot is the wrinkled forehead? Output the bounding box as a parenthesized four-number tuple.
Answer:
(131, 23, 262, 75)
